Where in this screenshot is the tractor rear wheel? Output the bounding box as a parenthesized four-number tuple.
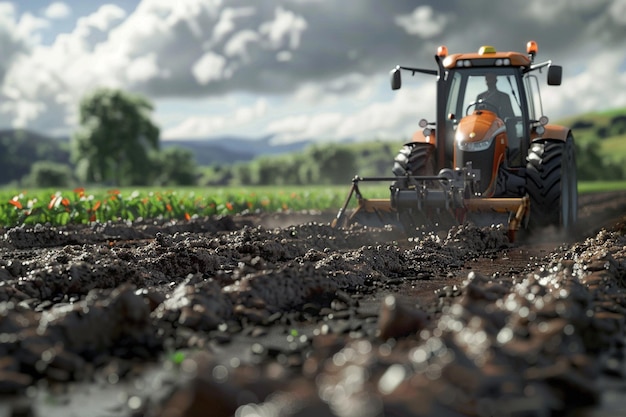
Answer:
(392, 143, 436, 184)
(525, 137, 577, 232)
(392, 143, 438, 232)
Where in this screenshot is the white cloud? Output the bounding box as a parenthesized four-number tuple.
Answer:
(127, 53, 163, 83)
(192, 52, 228, 84)
(543, 49, 626, 119)
(162, 98, 268, 139)
(259, 7, 307, 49)
(75, 4, 125, 34)
(267, 112, 343, 143)
(234, 98, 268, 123)
(395, 6, 448, 38)
(293, 73, 373, 105)
(611, 0, 626, 25)
(16, 12, 49, 44)
(268, 80, 436, 144)
(276, 50, 292, 62)
(525, 0, 600, 22)
(44, 2, 72, 20)
(0, 4, 27, 74)
(0, 4, 128, 131)
(224, 29, 259, 59)
(212, 7, 256, 44)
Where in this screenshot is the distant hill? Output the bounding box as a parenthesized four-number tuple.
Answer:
(0, 129, 314, 185)
(161, 135, 312, 165)
(557, 108, 626, 163)
(0, 129, 71, 185)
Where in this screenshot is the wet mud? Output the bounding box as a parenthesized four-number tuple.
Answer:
(0, 192, 626, 416)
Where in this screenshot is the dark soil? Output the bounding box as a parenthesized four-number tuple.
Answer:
(1, 191, 626, 416)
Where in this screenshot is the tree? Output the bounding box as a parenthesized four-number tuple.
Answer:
(22, 161, 74, 188)
(232, 163, 253, 185)
(309, 145, 357, 184)
(152, 147, 198, 186)
(71, 88, 160, 186)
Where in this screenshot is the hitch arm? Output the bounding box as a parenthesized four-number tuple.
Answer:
(332, 176, 362, 228)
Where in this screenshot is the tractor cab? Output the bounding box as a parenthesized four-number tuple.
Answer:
(445, 68, 526, 167)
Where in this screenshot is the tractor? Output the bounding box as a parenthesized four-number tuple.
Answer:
(333, 41, 577, 241)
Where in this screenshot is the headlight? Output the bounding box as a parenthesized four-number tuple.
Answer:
(456, 136, 494, 152)
(495, 58, 511, 66)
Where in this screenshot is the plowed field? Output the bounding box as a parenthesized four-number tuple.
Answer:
(1, 191, 626, 417)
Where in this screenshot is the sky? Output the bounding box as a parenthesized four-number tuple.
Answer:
(1, 0, 626, 144)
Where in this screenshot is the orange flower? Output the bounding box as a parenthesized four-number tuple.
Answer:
(61, 198, 70, 207)
(226, 202, 234, 211)
(184, 212, 191, 221)
(282, 203, 288, 210)
(166, 203, 172, 212)
(93, 201, 101, 211)
(247, 201, 253, 209)
(9, 199, 22, 209)
(107, 189, 120, 195)
(48, 195, 59, 209)
(74, 187, 85, 197)
(89, 214, 96, 222)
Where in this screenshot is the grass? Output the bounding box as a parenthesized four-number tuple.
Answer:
(577, 181, 626, 193)
(599, 134, 626, 162)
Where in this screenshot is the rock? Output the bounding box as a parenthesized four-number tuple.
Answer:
(0, 370, 32, 393)
(377, 295, 428, 340)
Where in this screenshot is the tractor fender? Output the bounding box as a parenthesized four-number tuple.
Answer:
(407, 128, 437, 146)
(531, 124, 571, 142)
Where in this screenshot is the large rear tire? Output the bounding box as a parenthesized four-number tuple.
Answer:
(392, 143, 436, 184)
(525, 137, 577, 232)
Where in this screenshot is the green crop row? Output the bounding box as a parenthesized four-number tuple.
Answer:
(1, 182, 622, 227)
(0, 185, 384, 227)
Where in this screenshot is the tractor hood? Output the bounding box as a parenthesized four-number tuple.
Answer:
(455, 110, 505, 152)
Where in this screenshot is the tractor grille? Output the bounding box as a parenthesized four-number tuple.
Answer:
(455, 141, 496, 196)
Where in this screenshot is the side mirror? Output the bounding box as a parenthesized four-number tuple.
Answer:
(391, 66, 401, 90)
(547, 65, 562, 86)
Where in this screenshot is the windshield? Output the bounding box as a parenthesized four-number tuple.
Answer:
(446, 69, 523, 120)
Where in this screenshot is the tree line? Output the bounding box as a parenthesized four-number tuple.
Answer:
(200, 142, 398, 186)
(1, 87, 625, 188)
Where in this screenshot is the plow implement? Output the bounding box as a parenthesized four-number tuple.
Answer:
(332, 174, 530, 242)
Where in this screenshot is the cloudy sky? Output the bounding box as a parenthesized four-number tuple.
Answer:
(1, 0, 626, 144)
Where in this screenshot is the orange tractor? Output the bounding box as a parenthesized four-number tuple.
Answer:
(333, 41, 577, 241)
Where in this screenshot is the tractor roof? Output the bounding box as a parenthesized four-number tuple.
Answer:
(440, 44, 534, 70)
